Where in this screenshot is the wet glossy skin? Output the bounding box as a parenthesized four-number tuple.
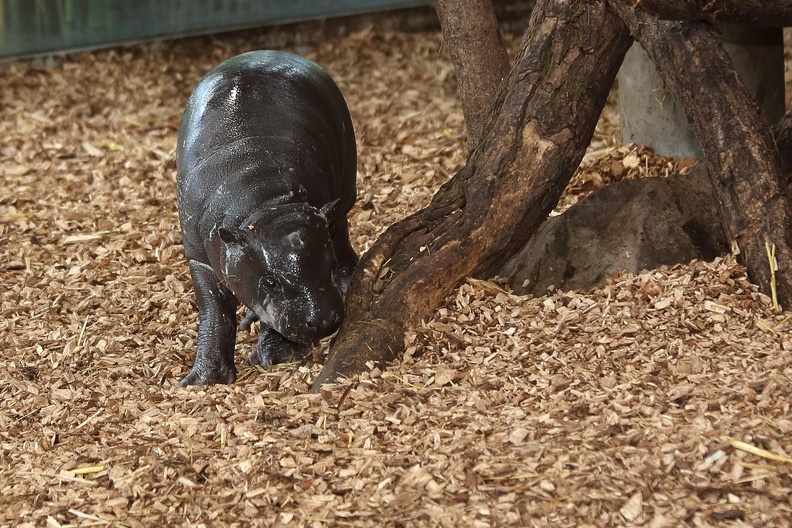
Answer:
(176, 50, 357, 386)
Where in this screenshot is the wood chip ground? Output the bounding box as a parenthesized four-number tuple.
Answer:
(1, 24, 791, 528)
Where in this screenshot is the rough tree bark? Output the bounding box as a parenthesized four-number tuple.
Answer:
(433, 0, 510, 152)
(611, 1, 792, 307)
(310, 0, 633, 390)
(774, 109, 792, 174)
(632, 0, 792, 26)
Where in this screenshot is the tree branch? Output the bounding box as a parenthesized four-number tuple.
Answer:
(774, 109, 792, 175)
(311, 0, 632, 390)
(611, 0, 792, 306)
(434, 0, 510, 151)
(632, 0, 792, 26)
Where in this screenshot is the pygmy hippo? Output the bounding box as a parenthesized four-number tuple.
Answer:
(176, 50, 357, 386)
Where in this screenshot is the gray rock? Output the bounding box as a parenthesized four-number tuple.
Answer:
(495, 166, 728, 295)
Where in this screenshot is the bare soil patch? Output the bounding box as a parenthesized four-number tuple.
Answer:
(1, 24, 791, 528)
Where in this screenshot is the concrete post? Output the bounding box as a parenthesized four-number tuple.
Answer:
(619, 25, 785, 159)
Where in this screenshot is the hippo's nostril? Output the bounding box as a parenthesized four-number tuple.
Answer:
(305, 309, 341, 334)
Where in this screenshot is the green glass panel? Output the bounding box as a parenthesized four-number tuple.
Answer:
(0, 0, 431, 58)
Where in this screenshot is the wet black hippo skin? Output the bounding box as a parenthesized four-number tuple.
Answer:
(176, 50, 357, 386)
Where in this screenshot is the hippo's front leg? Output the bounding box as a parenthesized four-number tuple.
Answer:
(239, 309, 258, 331)
(246, 327, 311, 367)
(181, 260, 238, 386)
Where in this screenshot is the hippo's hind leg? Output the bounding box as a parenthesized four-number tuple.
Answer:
(246, 328, 311, 367)
(331, 216, 358, 294)
(181, 260, 238, 386)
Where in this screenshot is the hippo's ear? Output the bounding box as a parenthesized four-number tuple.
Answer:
(319, 199, 341, 223)
(218, 227, 251, 249)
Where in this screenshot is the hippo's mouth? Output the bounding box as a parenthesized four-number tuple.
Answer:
(278, 329, 319, 345)
(252, 310, 321, 345)
(250, 301, 342, 344)
(279, 324, 336, 345)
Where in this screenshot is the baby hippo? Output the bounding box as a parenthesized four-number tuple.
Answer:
(176, 50, 357, 386)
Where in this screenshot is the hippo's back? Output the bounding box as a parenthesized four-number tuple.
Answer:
(177, 50, 356, 262)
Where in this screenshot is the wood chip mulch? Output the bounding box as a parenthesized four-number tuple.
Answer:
(1, 24, 791, 528)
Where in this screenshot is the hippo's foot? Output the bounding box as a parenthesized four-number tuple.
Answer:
(247, 328, 311, 367)
(180, 363, 237, 387)
(239, 309, 259, 331)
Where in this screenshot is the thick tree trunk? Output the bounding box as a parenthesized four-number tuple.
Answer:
(433, 0, 510, 152)
(632, 0, 792, 26)
(611, 1, 792, 307)
(774, 109, 792, 175)
(310, 0, 632, 390)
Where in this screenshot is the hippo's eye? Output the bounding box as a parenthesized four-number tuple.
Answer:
(261, 275, 281, 294)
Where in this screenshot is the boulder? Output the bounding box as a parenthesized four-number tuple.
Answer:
(496, 165, 729, 295)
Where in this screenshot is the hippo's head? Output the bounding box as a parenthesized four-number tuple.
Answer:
(216, 203, 345, 343)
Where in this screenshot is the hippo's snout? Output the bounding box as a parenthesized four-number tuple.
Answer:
(305, 308, 342, 335)
(281, 293, 344, 342)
